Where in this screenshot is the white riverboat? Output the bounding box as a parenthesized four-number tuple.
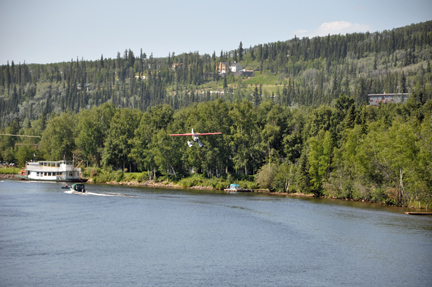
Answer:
(17, 160, 86, 182)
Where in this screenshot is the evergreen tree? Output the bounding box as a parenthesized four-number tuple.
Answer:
(253, 87, 261, 107)
(400, 72, 407, 93)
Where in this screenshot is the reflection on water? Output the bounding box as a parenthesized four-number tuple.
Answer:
(0, 180, 431, 287)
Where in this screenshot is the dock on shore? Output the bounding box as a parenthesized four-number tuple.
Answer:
(224, 188, 254, 193)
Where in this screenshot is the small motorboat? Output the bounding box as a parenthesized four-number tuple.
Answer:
(70, 183, 86, 193)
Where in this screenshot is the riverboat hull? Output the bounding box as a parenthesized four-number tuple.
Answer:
(17, 160, 86, 182)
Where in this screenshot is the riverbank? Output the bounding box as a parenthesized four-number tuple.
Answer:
(93, 177, 429, 209)
(98, 177, 318, 196)
(0, 174, 18, 180)
(2, 169, 429, 210)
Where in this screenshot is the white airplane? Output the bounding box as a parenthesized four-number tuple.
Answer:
(169, 128, 222, 147)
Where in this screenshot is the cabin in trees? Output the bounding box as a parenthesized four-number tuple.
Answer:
(77, 83, 92, 91)
(172, 63, 184, 70)
(218, 62, 243, 74)
(368, 93, 410, 106)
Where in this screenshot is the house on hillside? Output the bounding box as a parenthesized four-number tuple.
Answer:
(218, 62, 229, 74)
(77, 83, 92, 91)
(368, 93, 410, 106)
(218, 62, 244, 74)
(230, 62, 243, 72)
(172, 63, 184, 70)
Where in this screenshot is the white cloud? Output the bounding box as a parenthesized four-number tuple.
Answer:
(295, 21, 371, 38)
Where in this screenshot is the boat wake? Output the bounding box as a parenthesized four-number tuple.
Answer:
(85, 192, 117, 197)
(64, 190, 134, 198)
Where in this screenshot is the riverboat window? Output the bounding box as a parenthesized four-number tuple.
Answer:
(37, 172, 39, 176)
(44, 172, 47, 176)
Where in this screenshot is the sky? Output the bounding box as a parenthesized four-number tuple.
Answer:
(0, 0, 431, 65)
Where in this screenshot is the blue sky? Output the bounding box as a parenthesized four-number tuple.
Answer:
(1, 0, 431, 65)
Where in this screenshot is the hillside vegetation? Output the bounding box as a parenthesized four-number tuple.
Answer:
(1, 21, 432, 208)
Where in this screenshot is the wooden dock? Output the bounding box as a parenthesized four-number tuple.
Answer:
(405, 212, 432, 215)
(224, 188, 254, 193)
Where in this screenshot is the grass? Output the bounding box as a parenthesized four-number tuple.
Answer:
(243, 74, 280, 86)
(0, 167, 20, 174)
(83, 167, 150, 184)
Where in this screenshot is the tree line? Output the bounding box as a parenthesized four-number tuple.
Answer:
(1, 21, 432, 126)
(1, 93, 431, 208)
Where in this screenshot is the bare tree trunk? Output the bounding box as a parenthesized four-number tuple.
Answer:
(399, 168, 405, 204)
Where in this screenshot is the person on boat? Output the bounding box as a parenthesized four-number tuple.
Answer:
(64, 184, 68, 188)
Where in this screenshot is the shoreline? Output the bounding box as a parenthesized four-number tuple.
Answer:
(0, 174, 19, 180)
(2, 174, 429, 210)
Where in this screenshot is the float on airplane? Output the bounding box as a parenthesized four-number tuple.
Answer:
(169, 129, 222, 147)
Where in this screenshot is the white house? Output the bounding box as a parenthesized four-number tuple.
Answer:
(230, 62, 243, 73)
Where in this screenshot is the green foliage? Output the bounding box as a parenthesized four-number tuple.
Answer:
(273, 161, 296, 193)
(177, 174, 229, 190)
(0, 167, 20, 174)
(255, 163, 277, 190)
(40, 112, 76, 160)
(15, 144, 35, 167)
(115, 170, 124, 182)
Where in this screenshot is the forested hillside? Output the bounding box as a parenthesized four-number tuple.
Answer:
(1, 21, 432, 124)
(1, 21, 432, 208)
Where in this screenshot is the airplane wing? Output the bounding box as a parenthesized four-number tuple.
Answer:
(169, 133, 194, 136)
(169, 132, 222, 136)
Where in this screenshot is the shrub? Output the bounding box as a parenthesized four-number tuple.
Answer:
(90, 168, 98, 178)
(370, 187, 387, 203)
(115, 170, 124, 182)
(216, 181, 230, 190)
(137, 172, 148, 182)
(255, 163, 276, 190)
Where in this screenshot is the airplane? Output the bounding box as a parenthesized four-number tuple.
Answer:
(169, 129, 222, 147)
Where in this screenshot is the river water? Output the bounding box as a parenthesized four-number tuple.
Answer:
(1, 180, 431, 287)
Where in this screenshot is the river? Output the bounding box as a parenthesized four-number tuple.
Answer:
(1, 180, 431, 286)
